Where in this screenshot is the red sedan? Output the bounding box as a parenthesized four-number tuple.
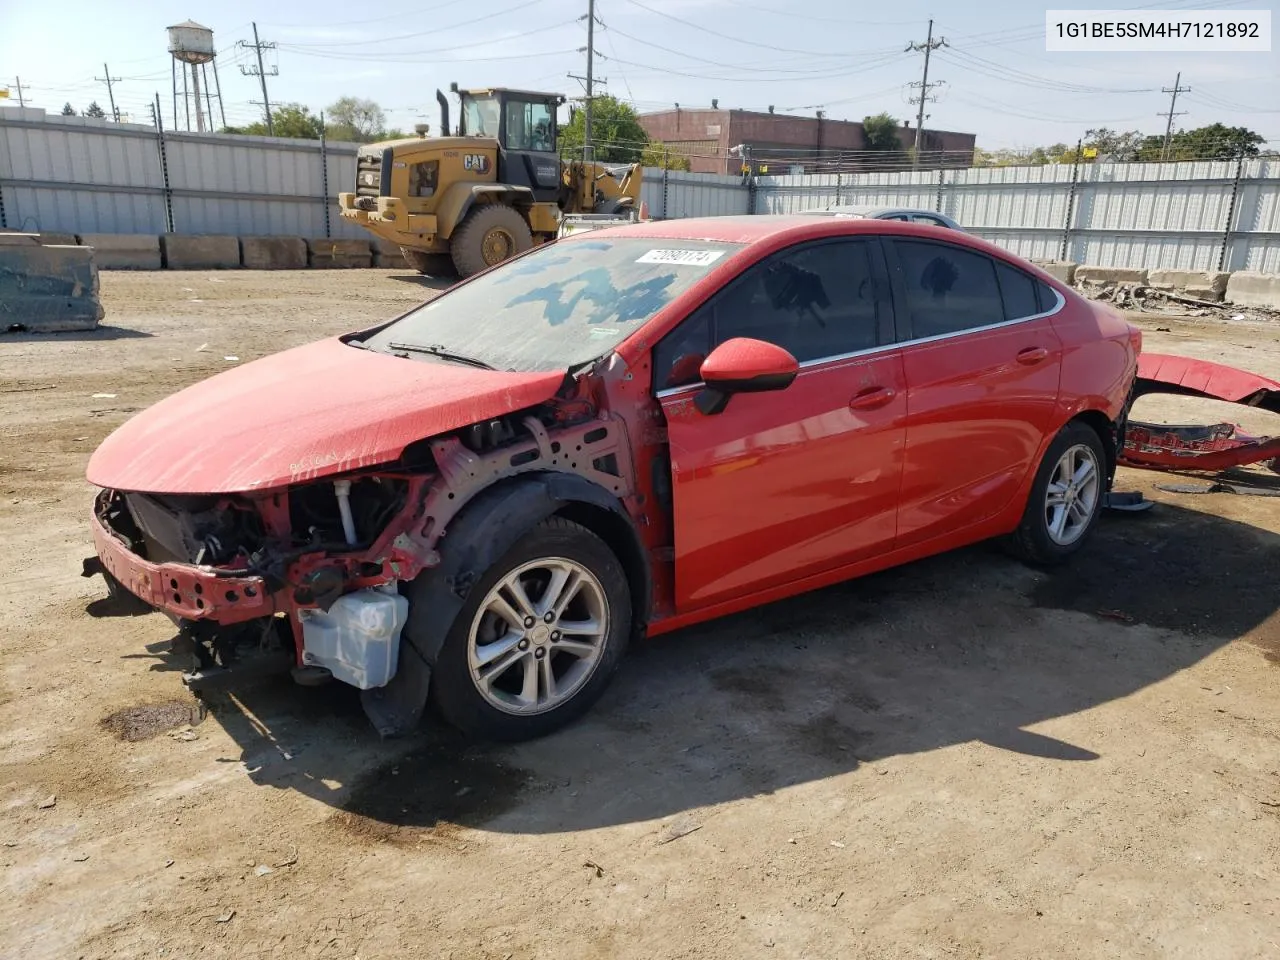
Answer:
(85, 215, 1140, 741)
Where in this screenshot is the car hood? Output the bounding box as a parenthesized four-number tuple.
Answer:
(86, 337, 567, 495)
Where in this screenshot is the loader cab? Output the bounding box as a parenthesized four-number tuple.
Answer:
(455, 86, 565, 203)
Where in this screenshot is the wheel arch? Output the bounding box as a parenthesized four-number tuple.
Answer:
(437, 182, 536, 239)
(404, 471, 650, 667)
(1068, 408, 1118, 484)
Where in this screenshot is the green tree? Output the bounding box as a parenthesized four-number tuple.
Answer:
(559, 95, 649, 163)
(83, 101, 105, 119)
(1136, 123, 1265, 161)
(640, 140, 691, 170)
(1081, 127, 1143, 160)
(60, 102, 76, 116)
(326, 96, 387, 141)
(862, 112, 901, 151)
(222, 103, 324, 139)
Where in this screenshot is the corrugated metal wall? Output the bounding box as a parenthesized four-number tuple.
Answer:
(757, 158, 1280, 273)
(641, 168, 749, 219)
(0, 107, 364, 239)
(4, 107, 1278, 273)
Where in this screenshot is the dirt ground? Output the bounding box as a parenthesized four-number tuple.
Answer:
(2, 269, 1279, 960)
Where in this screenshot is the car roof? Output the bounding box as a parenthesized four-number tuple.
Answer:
(562, 213, 956, 245)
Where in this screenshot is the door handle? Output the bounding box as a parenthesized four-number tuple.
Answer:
(1016, 346, 1049, 365)
(849, 386, 896, 411)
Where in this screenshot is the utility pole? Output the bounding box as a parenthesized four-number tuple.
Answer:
(96, 63, 122, 122)
(9, 76, 26, 107)
(906, 19, 947, 169)
(211, 58, 228, 130)
(1159, 72, 1190, 161)
(585, 0, 596, 161)
(239, 22, 278, 135)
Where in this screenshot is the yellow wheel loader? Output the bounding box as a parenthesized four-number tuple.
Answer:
(337, 85, 643, 278)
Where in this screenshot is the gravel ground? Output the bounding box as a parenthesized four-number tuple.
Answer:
(1, 269, 1278, 960)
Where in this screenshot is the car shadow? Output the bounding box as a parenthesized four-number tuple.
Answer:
(151, 499, 1276, 837)
(2, 325, 153, 342)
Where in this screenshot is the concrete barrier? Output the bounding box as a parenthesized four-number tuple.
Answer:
(0, 233, 40, 246)
(1034, 261, 1077, 285)
(160, 234, 240, 269)
(371, 238, 410, 269)
(0, 244, 104, 333)
(1148, 269, 1229, 302)
(307, 238, 372, 268)
(1226, 272, 1280, 310)
(1075, 266, 1149, 285)
(77, 233, 163, 270)
(241, 236, 308, 270)
(0, 230, 79, 246)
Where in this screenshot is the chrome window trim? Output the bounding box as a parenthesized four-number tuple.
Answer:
(652, 286, 1066, 401)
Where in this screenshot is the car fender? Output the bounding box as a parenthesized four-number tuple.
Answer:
(363, 470, 645, 738)
(404, 470, 647, 661)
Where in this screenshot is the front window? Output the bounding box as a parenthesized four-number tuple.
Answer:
(504, 100, 555, 152)
(462, 96, 500, 137)
(360, 238, 744, 372)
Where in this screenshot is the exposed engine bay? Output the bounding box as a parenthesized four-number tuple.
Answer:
(84, 395, 637, 734)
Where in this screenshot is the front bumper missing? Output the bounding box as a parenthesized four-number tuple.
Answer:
(89, 510, 274, 624)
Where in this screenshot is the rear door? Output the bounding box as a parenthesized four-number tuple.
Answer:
(655, 238, 908, 612)
(886, 237, 1064, 548)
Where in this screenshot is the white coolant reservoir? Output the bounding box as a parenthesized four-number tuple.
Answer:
(298, 584, 408, 690)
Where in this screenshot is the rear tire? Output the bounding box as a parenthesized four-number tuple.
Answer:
(594, 197, 632, 217)
(401, 249, 457, 278)
(1006, 421, 1107, 566)
(425, 518, 631, 741)
(449, 204, 533, 278)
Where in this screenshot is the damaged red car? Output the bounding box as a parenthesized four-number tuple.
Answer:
(84, 215, 1140, 741)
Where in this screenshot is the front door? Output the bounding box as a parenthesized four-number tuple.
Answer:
(654, 238, 908, 613)
(886, 237, 1065, 547)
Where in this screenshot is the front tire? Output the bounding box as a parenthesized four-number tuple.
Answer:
(1007, 421, 1107, 566)
(427, 518, 631, 741)
(449, 204, 533, 278)
(401, 248, 457, 278)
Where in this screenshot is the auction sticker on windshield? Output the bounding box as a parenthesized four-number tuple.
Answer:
(636, 249, 727, 266)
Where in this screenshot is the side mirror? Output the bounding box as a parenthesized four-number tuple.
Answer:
(695, 337, 799, 415)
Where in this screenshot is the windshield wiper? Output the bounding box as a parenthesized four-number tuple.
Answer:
(386, 341, 495, 371)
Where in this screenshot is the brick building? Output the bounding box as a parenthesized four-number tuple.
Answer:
(637, 106, 976, 175)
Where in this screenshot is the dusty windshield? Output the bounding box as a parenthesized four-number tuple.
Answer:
(463, 96, 500, 137)
(361, 238, 742, 372)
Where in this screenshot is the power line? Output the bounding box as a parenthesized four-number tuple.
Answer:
(1159, 72, 1192, 160)
(239, 22, 278, 135)
(906, 19, 947, 168)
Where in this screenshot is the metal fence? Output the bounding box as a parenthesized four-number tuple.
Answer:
(0, 106, 367, 239)
(4, 106, 1278, 274)
(755, 159, 1280, 274)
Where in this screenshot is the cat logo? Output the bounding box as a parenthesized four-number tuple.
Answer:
(463, 154, 491, 174)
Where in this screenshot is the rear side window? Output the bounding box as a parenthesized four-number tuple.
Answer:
(1035, 280, 1060, 312)
(893, 239, 1004, 339)
(995, 261, 1040, 321)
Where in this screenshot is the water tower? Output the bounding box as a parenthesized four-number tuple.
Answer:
(168, 20, 226, 132)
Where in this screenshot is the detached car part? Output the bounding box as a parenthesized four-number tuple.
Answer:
(1121, 353, 1280, 474)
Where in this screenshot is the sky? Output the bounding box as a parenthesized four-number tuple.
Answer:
(0, 0, 1276, 150)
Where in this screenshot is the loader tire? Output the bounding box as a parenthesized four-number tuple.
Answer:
(401, 249, 457, 278)
(450, 204, 533, 278)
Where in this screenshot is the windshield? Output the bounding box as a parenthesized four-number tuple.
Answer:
(462, 96, 501, 137)
(362, 237, 743, 372)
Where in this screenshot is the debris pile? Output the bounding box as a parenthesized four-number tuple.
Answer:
(1077, 280, 1280, 322)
